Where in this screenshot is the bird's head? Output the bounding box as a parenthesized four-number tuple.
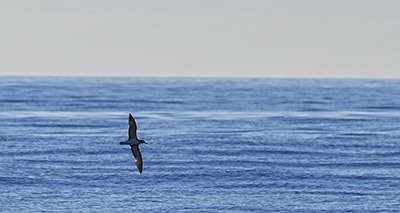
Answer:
(139, 139, 147, 144)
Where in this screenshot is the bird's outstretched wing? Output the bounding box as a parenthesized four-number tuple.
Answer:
(128, 114, 137, 139)
(130, 145, 143, 173)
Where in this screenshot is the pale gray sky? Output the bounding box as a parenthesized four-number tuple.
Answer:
(1, 0, 399, 78)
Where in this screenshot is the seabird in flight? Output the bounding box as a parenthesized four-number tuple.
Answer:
(119, 114, 147, 173)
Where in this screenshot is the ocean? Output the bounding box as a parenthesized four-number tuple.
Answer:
(1, 77, 400, 212)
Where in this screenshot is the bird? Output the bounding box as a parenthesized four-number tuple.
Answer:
(119, 114, 147, 173)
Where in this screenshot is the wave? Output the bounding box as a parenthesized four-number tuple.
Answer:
(2, 110, 400, 120)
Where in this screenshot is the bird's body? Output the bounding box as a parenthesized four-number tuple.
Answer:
(119, 114, 147, 173)
(120, 137, 142, 146)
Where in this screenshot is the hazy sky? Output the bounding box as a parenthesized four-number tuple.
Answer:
(1, 0, 399, 78)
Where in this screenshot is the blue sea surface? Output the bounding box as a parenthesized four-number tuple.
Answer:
(1, 77, 400, 212)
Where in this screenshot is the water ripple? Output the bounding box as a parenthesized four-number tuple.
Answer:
(2, 110, 400, 120)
